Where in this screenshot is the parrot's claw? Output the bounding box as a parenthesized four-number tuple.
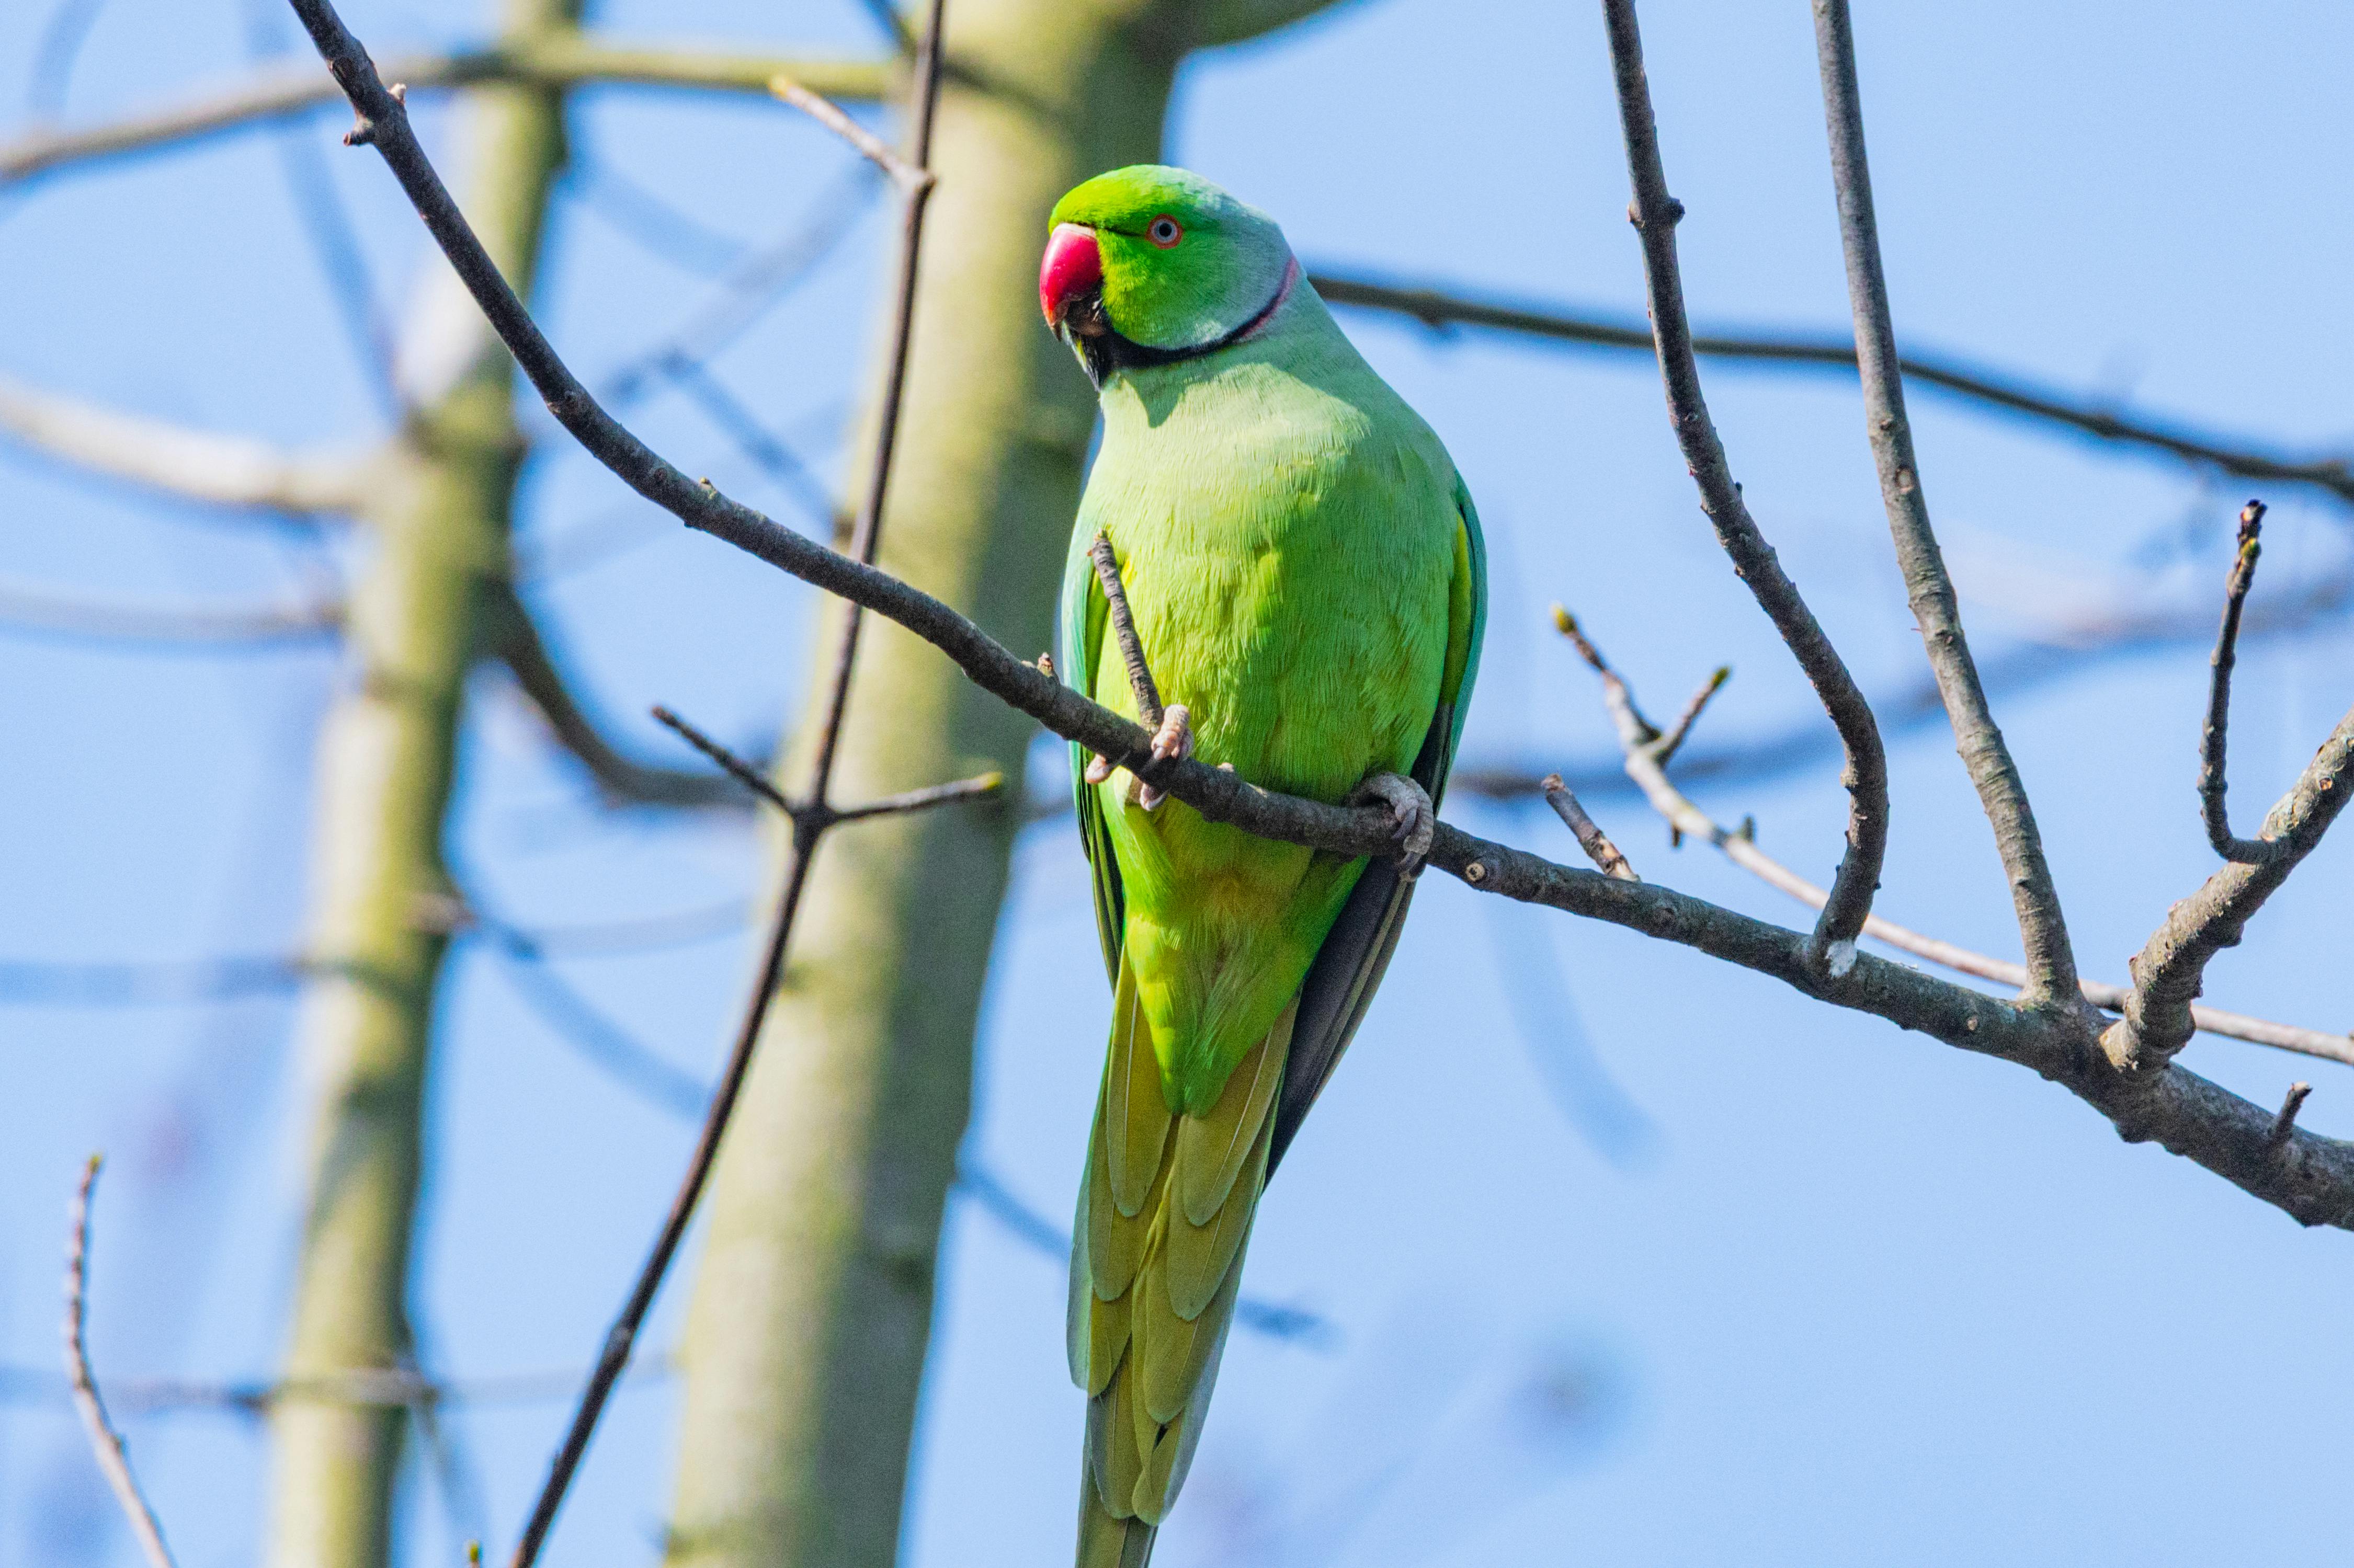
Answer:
(1351, 771, 1435, 880)
(1134, 703, 1192, 811)
(1084, 752, 1117, 786)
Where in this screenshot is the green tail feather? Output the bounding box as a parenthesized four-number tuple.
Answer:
(1076, 1480, 1157, 1568)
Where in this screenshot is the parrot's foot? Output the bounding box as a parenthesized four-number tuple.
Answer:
(1134, 703, 1192, 811)
(1351, 770, 1435, 880)
(1084, 704, 1195, 810)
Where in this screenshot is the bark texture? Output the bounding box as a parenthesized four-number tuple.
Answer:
(264, 2, 575, 1562)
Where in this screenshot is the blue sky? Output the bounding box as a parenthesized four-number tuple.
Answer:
(3, 2, 2351, 1564)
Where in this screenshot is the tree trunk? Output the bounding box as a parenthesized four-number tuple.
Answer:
(662, 2, 1346, 1562)
(264, 3, 576, 1562)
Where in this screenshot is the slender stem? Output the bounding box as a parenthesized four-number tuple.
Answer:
(1089, 531, 1164, 731)
(1654, 664, 1730, 768)
(0, 43, 892, 186)
(1598, 0, 1889, 969)
(770, 76, 930, 190)
(2267, 1083, 2314, 1152)
(1811, 0, 2079, 1007)
(651, 704, 795, 814)
(828, 771, 1005, 823)
(63, 1158, 179, 1568)
(1540, 774, 1637, 882)
(2197, 501, 2283, 863)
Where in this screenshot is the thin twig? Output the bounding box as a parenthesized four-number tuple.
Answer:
(1308, 272, 2354, 512)
(2267, 1083, 2313, 1153)
(1600, 0, 1888, 971)
(1812, 0, 2079, 1009)
(0, 578, 343, 648)
(2103, 699, 2354, 1073)
(1089, 531, 1163, 729)
(63, 1157, 178, 1568)
(651, 704, 1002, 827)
(1558, 614, 2354, 1068)
(0, 45, 893, 186)
(2197, 501, 2283, 863)
(650, 705, 794, 814)
(1655, 664, 1730, 767)
(829, 773, 1005, 823)
(0, 372, 376, 512)
(290, 0, 2354, 1232)
(1540, 774, 1637, 881)
(770, 76, 930, 191)
(488, 1, 950, 1560)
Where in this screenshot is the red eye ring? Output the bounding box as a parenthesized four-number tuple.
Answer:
(1147, 215, 1183, 248)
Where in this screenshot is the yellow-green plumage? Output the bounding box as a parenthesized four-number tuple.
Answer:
(1048, 167, 1484, 1567)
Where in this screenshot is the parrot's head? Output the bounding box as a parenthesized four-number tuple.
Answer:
(1040, 165, 1297, 387)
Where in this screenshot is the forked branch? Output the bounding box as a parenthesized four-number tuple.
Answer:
(1557, 609, 2354, 1069)
(1812, 0, 2080, 1008)
(1599, 0, 1889, 971)
(2104, 699, 2354, 1073)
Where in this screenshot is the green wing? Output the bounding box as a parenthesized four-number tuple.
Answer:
(1060, 480, 1488, 1176)
(1267, 476, 1487, 1174)
(1062, 516, 1125, 984)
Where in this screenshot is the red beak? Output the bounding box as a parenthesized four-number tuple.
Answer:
(1040, 222, 1104, 328)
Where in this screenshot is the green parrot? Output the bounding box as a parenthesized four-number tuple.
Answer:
(1042, 166, 1486, 1567)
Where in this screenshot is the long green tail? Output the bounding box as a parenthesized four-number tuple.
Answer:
(1070, 953, 1293, 1565)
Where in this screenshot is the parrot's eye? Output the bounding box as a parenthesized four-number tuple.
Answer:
(1147, 216, 1183, 248)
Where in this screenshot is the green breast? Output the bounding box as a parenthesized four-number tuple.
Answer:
(1080, 326, 1459, 810)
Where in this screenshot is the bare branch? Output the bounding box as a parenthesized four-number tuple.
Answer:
(2266, 1083, 2314, 1153)
(649, 704, 792, 812)
(1309, 272, 2354, 512)
(4, 1354, 678, 1418)
(1089, 531, 1163, 729)
(1655, 663, 1730, 768)
(0, 42, 892, 187)
(0, 576, 342, 647)
(488, 586, 744, 808)
(2104, 702, 2354, 1072)
(2197, 501, 2286, 863)
(1540, 774, 1637, 881)
(769, 76, 930, 191)
(1600, 0, 1889, 970)
(290, 0, 2354, 1235)
(1558, 613, 2354, 1070)
(0, 373, 374, 512)
(1813, 0, 2079, 1008)
(63, 1158, 179, 1568)
(830, 773, 1006, 823)
(650, 704, 1003, 828)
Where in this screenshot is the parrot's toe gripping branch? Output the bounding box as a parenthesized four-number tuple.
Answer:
(1134, 703, 1192, 810)
(1351, 771, 1436, 880)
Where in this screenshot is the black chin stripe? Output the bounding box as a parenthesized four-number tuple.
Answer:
(1067, 270, 1292, 387)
